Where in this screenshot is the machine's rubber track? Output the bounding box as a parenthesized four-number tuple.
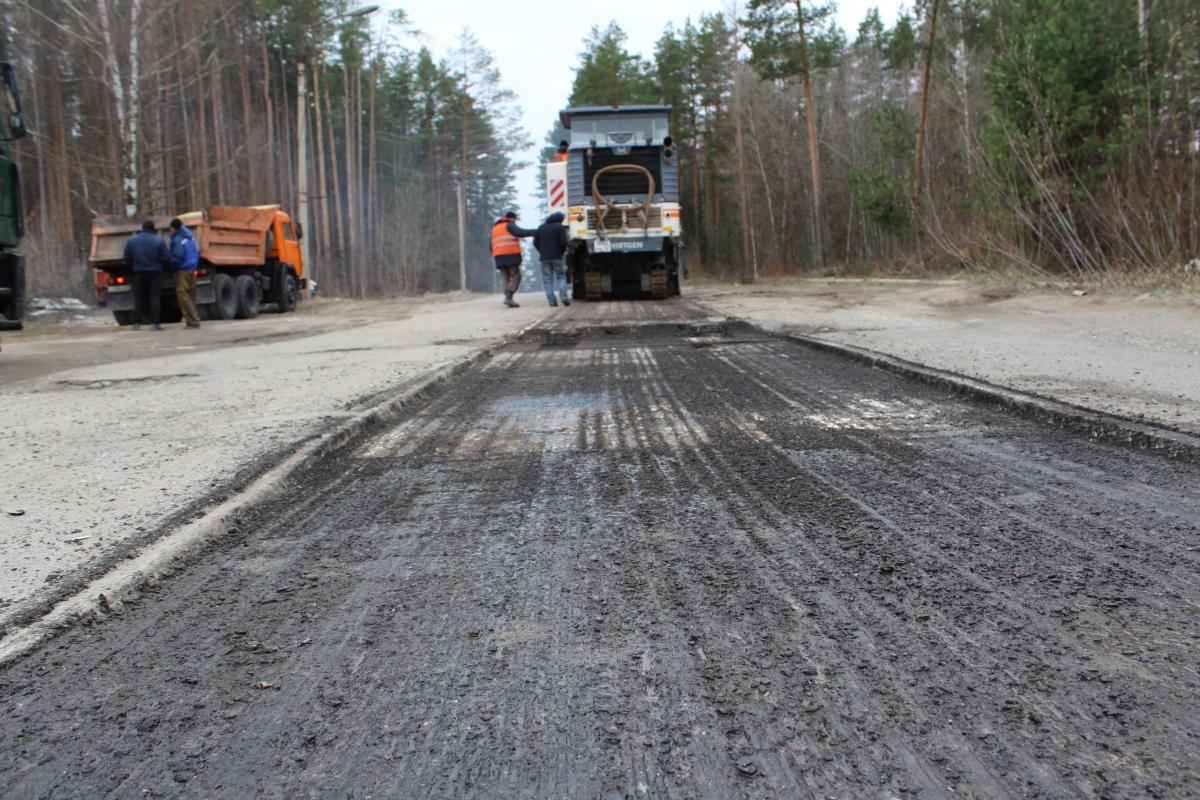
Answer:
(649, 267, 669, 300)
(584, 270, 603, 301)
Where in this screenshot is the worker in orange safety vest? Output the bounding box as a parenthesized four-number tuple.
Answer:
(490, 211, 536, 307)
(552, 140, 569, 162)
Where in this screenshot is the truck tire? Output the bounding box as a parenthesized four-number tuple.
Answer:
(212, 273, 238, 320)
(112, 310, 134, 326)
(235, 274, 262, 319)
(275, 272, 298, 313)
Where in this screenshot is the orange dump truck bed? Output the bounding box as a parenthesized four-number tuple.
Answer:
(183, 205, 281, 269)
(88, 215, 174, 266)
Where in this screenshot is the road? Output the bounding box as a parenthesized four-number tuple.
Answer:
(2, 300, 1197, 798)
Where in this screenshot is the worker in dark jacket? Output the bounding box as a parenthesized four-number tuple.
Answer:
(169, 219, 201, 328)
(533, 211, 570, 307)
(123, 220, 169, 330)
(489, 211, 536, 308)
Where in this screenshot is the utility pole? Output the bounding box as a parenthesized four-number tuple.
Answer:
(457, 181, 466, 291)
(296, 55, 310, 285)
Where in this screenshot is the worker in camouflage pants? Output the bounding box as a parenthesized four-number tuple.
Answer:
(169, 218, 201, 328)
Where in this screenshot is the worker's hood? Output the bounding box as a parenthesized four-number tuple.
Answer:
(172, 225, 194, 240)
(546, 212, 565, 224)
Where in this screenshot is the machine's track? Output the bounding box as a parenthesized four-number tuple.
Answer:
(649, 267, 668, 299)
(584, 269, 603, 301)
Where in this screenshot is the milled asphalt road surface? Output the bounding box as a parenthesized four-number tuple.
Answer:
(2, 300, 1198, 798)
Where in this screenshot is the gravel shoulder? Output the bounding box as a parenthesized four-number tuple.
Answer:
(0, 293, 547, 634)
(691, 279, 1200, 433)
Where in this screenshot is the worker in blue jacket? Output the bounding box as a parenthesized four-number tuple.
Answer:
(169, 218, 201, 328)
(123, 220, 169, 330)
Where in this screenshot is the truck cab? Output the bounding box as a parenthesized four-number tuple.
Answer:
(548, 105, 685, 300)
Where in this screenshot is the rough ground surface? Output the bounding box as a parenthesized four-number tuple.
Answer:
(0, 294, 544, 633)
(692, 280, 1200, 433)
(2, 299, 1197, 799)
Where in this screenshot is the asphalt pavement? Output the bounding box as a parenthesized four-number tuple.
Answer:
(2, 300, 1197, 798)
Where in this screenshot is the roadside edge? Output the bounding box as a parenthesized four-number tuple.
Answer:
(770, 325, 1200, 461)
(686, 299, 1200, 462)
(0, 315, 546, 665)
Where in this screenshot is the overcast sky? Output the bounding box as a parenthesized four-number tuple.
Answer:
(378, 0, 906, 221)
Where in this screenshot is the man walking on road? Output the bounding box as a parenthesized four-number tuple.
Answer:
(169, 218, 201, 328)
(124, 220, 169, 331)
(534, 211, 570, 307)
(490, 211, 535, 308)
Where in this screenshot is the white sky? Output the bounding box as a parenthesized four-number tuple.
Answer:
(378, 0, 906, 221)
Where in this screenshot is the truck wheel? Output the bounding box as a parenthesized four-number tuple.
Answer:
(212, 273, 238, 320)
(275, 273, 298, 313)
(112, 310, 134, 326)
(235, 275, 262, 319)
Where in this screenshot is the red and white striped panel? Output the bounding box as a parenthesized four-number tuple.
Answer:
(549, 178, 566, 209)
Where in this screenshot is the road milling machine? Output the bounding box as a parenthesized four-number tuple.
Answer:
(546, 106, 685, 300)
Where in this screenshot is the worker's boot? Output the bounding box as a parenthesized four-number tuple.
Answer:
(504, 291, 519, 308)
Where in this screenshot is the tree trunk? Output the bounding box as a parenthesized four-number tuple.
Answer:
(460, 77, 470, 292)
(794, 0, 825, 270)
(97, 0, 142, 214)
(259, 30, 276, 203)
(732, 63, 755, 281)
(210, 53, 227, 202)
(324, 82, 346, 267)
(913, 0, 940, 263)
(313, 60, 330, 262)
(367, 53, 378, 281)
(191, 36, 210, 206)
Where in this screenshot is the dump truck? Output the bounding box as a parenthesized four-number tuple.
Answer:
(547, 105, 685, 300)
(0, 58, 28, 331)
(90, 205, 304, 325)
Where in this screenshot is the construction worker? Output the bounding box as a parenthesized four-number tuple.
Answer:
(123, 220, 169, 331)
(552, 140, 569, 162)
(168, 218, 201, 328)
(490, 211, 535, 308)
(534, 212, 569, 307)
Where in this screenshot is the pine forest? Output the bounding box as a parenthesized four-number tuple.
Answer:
(3, 0, 1198, 296)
